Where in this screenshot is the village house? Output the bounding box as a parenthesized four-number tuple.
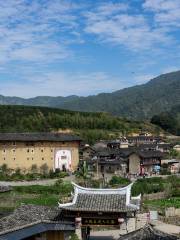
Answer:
(119, 224, 177, 240)
(137, 143, 171, 153)
(79, 144, 96, 162)
(127, 136, 162, 146)
(0, 133, 81, 173)
(128, 150, 163, 175)
(107, 138, 129, 149)
(88, 148, 128, 175)
(173, 144, 180, 152)
(165, 159, 180, 174)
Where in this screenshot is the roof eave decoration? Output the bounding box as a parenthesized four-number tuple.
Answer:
(58, 182, 140, 210)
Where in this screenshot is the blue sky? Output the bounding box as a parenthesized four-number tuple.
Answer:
(0, 0, 179, 98)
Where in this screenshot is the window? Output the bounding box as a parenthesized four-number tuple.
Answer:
(12, 149, 16, 153)
(42, 158, 44, 160)
(41, 149, 44, 153)
(31, 149, 34, 153)
(26, 142, 34, 147)
(51, 149, 53, 152)
(32, 158, 34, 160)
(27, 157, 29, 160)
(27, 149, 30, 153)
(3, 158, 5, 161)
(13, 158, 16, 161)
(12, 141, 16, 146)
(2, 149, 6, 154)
(61, 156, 67, 160)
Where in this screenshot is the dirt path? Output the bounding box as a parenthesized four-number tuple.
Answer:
(90, 230, 120, 240)
(151, 220, 180, 235)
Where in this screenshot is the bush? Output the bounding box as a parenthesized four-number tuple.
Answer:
(166, 175, 180, 197)
(69, 233, 80, 240)
(132, 178, 164, 196)
(31, 164, 38, 174)
(109, 176, 130, 187)
(89, 179, 101, 188)
(54, 178, 63, 186)
(40, 164, 49, 175)
(58, 171, 69, 178)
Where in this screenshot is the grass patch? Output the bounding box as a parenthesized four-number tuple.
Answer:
(19, 194, 59, 206)
(0, 180, 72, 212)
(144, 197, 180, 209)
(13, 181, 73, 195)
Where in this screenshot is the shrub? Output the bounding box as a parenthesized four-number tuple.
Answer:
(31, 164, 38, 174)
(54, 178, 63, 186)
(0, 164, 8, 174)
(109, 176, 130, 187)
(69, 233, 80, 240)
(40, 164, 49, 175)
(132, 178, 164, 196)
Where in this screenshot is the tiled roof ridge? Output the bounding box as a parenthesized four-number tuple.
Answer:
(0, 205, 60, 235)
(119, 224, 178, 239)
(72, 182, 133, 194)
(0, 220, 42, 236)
(59, 182, 140, 211)
(0, 132, 81, 142)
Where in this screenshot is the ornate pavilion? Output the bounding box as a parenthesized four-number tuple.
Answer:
(0, 183, 178, 240)
(59, 182, 141, 239)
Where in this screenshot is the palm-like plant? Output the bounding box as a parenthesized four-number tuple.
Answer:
(76, 161, 89, 187)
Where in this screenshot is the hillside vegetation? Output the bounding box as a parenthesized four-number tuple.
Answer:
(0, 71, 179, 120)
(151, 105, 180, 136)
(0, 105, 159, 143)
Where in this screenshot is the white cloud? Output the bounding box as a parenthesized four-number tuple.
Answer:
(133, 74, 156, 84)
(0, 0, 80, 63)
(0, 71, 124, 98)
(84, 2, 173, 51)
(143, 0, 180, 27)
(161, 66, 180, 74)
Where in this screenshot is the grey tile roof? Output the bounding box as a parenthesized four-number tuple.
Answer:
(0, 132, 81, 142)
(62, 193, 134, 212)
(119, 224, 178, 240)
(0, 205, 74, 236)
(59, 183, 140, 213)
(138, 150, 163, 158)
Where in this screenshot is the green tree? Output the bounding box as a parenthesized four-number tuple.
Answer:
(69, 233, 80, 240)
(76, 161, 89, 187)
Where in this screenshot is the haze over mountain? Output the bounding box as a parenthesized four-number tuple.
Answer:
(0, 71, 180, 120)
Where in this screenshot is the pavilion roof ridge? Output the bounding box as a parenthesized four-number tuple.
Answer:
(71, 182, 134, 195)
(58, 182, 141, 211)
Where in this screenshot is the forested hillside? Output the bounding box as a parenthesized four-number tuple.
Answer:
(151, 105, 180, 136)
(0, 71, 179, 120)
(0, 105, 160, 143)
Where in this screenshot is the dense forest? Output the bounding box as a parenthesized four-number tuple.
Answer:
(0, 71, 179, 120)
(0, 105, 160, 143)
(151, 105, 180, 136)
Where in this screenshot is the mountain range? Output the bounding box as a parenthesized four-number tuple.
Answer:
(0, 70, 180, 120)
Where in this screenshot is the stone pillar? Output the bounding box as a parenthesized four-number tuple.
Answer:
(75, 217, 82, 240)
